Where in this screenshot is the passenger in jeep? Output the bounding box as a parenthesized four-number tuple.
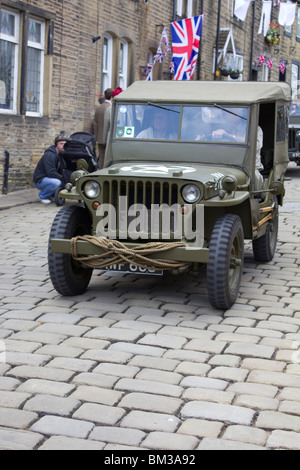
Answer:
(193, 106, 247, 143)
(211, 110, 247, 142)
(137, 109, 177, 140)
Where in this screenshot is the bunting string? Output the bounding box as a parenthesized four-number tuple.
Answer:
(257, 52, 287, 74)
(145, 27, 171, 81)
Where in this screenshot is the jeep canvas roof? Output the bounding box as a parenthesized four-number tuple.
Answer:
(114, 80, 291, 105)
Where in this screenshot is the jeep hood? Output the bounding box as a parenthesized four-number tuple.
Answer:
(96, 163, 247, 185)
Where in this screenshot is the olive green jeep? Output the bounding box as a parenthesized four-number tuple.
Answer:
(49, 81, 291, 309)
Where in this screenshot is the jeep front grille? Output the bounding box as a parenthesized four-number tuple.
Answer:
(101, 179, 180, 240)
(104, 180, 179, 207)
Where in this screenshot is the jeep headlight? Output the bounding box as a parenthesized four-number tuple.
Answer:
(83, 181, 101, 199)
(296, 130, 300, 139)
(182, 184, 201, 203)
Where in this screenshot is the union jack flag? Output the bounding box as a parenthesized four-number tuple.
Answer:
(162, 28, 169, 46)
(171, 15, 203, 81)
(154, 45, 164, 63)
(266, 58, 273, 70)
(278, 60, 286, 74)
(257, 54, 266, 66)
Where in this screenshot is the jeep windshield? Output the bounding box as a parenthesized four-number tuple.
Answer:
(115, 104, 249, 144)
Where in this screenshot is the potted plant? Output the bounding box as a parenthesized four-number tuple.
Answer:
(219, 65, 231, 77)
(266, 23, 281, 45)
(230, 70, 243, 79)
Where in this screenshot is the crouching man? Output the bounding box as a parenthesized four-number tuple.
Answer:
(33, 133, 67, 204)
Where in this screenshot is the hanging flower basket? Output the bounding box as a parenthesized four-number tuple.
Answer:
(219, 66, 231, 77)
(266, 23, 281, 45)
(230, 70, 243, 80)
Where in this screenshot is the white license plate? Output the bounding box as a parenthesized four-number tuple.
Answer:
(105, 263, 163, 275)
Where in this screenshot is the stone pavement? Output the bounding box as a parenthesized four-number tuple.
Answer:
(0, 164, 299, 450)
(0, 188, 38, 211)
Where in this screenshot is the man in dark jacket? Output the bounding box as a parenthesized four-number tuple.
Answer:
(33, 134, 67, 204)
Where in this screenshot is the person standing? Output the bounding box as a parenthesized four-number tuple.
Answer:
(93, 88, 113, 168)
(255, 126, 264, 191)
(102, 87, 123, 158)
(33, 133, 67, 204)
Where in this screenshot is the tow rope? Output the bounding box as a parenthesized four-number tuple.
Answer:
(70, 235, 187, 270)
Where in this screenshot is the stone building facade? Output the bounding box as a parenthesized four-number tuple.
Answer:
(0, 0, 299, 192)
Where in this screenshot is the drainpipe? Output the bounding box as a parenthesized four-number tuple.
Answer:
(214, 0, 222, 80)
(3, 149, 9, 195)
(197, 0, 204, 80)
(173, 0, 176, 21)
(249, 0, 256, 81)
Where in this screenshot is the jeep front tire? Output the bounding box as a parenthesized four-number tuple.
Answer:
(48, 205, 93, 296)
(207, 214, 244, 310)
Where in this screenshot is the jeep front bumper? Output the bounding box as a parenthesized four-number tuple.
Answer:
(50, 238, 210, 264)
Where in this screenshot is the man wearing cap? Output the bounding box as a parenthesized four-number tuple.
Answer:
(33, 134, 67, 204)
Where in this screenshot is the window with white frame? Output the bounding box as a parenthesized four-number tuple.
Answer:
(285, 23, 292, 37)
(291, 63, 299, 98)
(176, 0, 194, 18)
(297, 6, 300, 40)
(26, 18, 45, 116)
(119, 39, 128, 90)
(0, 9, 48, 116)
(0, 9, 19, 113)
(102, 34, 113, 93)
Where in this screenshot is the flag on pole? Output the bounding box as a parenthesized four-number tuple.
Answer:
(171, 15, 203, 81)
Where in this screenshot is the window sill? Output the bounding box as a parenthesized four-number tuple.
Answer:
(0, 113, 49, 122)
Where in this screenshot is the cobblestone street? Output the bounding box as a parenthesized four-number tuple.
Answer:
(0, 164, 299, 450)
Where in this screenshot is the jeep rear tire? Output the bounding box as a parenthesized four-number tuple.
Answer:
(48, 205, 93, 296)
(207, 214, 244, 310)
